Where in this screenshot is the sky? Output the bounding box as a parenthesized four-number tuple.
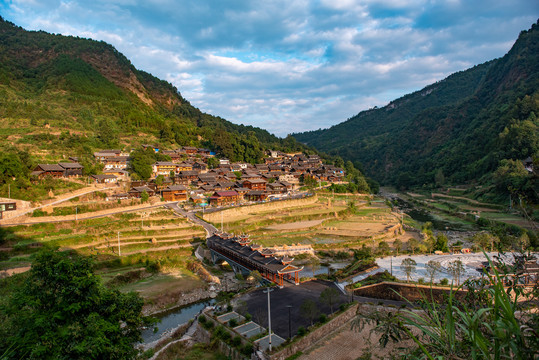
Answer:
(1, 1, 538, 136)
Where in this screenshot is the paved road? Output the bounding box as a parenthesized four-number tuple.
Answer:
(8, 186, 115, 219)
(166, 202, 217, 237)
(0, 203, 170, 227)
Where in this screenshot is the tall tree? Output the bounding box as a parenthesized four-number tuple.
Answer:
(320, 287, 340, 313)
(2, 249, 145, 359)
(425, 260, 442, 285)
(401, 258, 417, 283)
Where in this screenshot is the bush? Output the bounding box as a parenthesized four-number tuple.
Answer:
(228, 318, 238, 327)
(319, 314, 327, 323)
(198, 315, 206, 324)
(245, 313, 252, 321)
(241, 344, 253, 356)
(231, 336, 242, 347)
(221, 331, 231, 342)
(297, 327, 306, 336)
(440, 278, 449, 286)
(203, 320, 214, 330)
(418, 277, 425, 284)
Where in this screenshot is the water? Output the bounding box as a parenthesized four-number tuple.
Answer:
(141, 299, 216, 343)
(299, 262, 349, 277)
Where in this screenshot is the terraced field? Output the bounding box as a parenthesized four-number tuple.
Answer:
(0, 208, 208, 303)
(204, 193, 405, 250)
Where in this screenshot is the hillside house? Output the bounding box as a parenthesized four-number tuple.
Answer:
(128, 186, 155, 198)
(59, 162, 84, 177)
(103, 156, 130, 170)
(90, 174, 118, 184)
(152, 162, 177, 176)
(162, 185, 188, 201)
(31, 164, 65, 178)
(243, 179, 267, 191)
(208, 190, 240, 206)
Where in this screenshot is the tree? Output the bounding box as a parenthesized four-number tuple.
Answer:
(447, 259, 466, 286)
(300, 299, 319, 326)
(472, 232, 498, 252)
(425, 260, 442, 284)
(207, 157, 219, 169)
(378, 241, 390, 255)
(2, 249, 145, 359)
(155, 174, 165, 187)
(141, 190, 149, 203)
(393, 239, 402, 255)
(320, 287, 340, 313)
(310, 257, 320, 277)
(401, 258, 417, 283)
(408, 238, 419, 255)
(434, 234, 449, 253)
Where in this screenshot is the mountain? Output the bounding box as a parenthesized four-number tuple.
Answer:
(293, 21, 539, 192)
(0, 16, 307, 165)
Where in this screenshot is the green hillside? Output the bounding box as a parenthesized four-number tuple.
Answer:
(0, 16, 307, 165)
(294, 20, 538, 204)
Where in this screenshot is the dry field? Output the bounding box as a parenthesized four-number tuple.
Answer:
(205, 193, 408, 250)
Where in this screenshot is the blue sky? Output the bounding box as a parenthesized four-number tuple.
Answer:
(1, 1, 537, 136)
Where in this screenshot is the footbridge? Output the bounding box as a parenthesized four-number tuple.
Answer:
(207, 233, 303, 287)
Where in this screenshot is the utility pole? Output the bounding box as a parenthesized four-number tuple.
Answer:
(286, 305, 292, 340)
(264, 287, 274, 351)
(118, 231, 121, 256)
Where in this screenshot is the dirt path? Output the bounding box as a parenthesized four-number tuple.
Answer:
(265, 219, 328, 230)
(96, 238, 189, 249)
(0, 266, 31, 278)
(0, 202, 176, 225)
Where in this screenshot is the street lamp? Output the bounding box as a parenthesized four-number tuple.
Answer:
(286, 305, 292, 340)
(263, 287, 274, 351)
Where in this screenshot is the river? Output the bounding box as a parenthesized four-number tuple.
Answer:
(141, 299, 216, 344)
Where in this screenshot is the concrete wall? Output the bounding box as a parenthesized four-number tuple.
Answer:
(270, 304, 359, 360)
(203, 195, 318, 223)
(352, 282, 467, 303)
(0, 197, 32, 220)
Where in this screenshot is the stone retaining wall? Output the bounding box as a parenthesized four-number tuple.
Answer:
(203, 195, 318, 223)
(353, 282, 467, 302)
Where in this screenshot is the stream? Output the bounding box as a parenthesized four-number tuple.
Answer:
(141, 299, 216, 344)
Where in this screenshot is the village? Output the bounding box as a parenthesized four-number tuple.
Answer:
(28, 146, 345, 208)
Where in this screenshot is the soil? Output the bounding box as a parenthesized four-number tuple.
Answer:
(265, 219, 328, 230)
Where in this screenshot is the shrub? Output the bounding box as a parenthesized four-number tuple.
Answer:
(245, 313, 252, 321)
(228, 318, 238, 327)
(203, 320, 214, 330)
(241, 344, 253, 356)
(221, 331, 231, 342)
(231, 336, 242, 347)
(297, 327, 306, 336)
(319, 314, 327, 323)
(440, 278, 449, 286)
(418, 277, 425, 284)
(198, 315, 206, 324)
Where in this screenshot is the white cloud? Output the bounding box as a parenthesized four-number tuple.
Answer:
(1, 0, 537, 136)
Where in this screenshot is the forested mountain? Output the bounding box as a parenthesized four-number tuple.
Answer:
(0, 16, 307, 164)
(294, 21, 538, 199)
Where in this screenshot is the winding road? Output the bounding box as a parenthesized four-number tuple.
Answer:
(165, 203, 217, 237)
